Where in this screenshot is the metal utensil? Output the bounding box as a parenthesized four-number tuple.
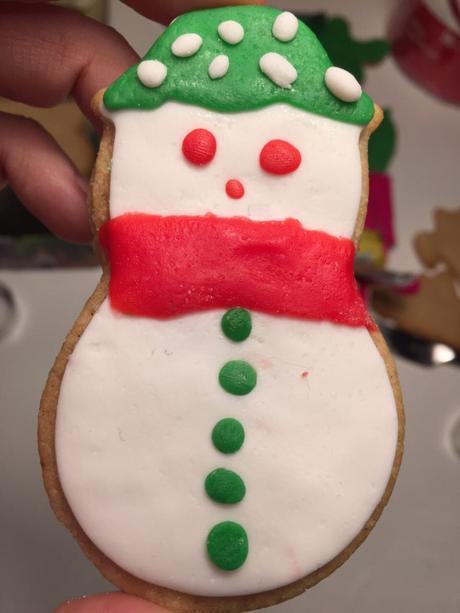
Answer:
(0, 282, 17, 342)
(354, 257, 420, 294)
(378, 322, 460, 367)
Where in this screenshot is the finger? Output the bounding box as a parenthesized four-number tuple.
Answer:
(0, 112, 91, 243)
(0, 3, 138, 124)
(56, 592, 169, 613)
(121, 0, 266, 24)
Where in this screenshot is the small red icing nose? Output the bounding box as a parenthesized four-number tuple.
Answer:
(225, 179, 245, 199)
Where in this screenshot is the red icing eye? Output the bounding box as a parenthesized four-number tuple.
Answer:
(225, 179, 245, 199)
(259, 140, 301, 175)
(182, 129, 217, 166)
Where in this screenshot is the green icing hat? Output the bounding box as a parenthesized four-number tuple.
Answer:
(104, 5, 374, 126)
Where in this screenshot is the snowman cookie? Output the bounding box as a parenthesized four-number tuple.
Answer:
(39, 6, 404, 612)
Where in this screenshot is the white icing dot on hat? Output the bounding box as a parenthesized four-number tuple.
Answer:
(208, 55, 230, 80)
(218, 20, 245, 45)
(171, 33, 203, 57)
(272, 12, 298, 42)
(259, 52, 297, 89)
(137, 60, 167, 88)
(325, 66, 362, 102)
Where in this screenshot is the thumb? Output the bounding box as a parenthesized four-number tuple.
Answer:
(56, 592, 169, 613)
(122, 0, 266, 25)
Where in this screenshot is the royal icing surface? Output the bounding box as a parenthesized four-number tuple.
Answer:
(212, 417, 245, 453)
(51, 4, 399, 601)
(171, 33, 203, 57)
(103, 6, 374, 126)
(218, 20, 245, 45)
(225, 178, 244, 199)
(325, 66, 362, 103)
(181, 128, 217, 166)
(259, 139, 301, 175)
(56, 302, 398, 596)
(136, 60, 167, 88)
(209, 54, 230, 80)
(259, 52, 297, 89)
(106, 102, 363, 239)
(272, 12, 298, 42)
(99, 214, 373, 328)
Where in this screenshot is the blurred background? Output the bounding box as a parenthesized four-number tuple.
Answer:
(1, 1, 460, 611)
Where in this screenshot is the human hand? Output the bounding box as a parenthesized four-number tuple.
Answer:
(55, 592, 168, 612)
(0, 0, 264, 243)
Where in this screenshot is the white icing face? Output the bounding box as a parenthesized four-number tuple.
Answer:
(107, 102, 363, 239)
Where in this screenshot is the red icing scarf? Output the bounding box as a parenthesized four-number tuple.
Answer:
(99, 213, 375, 329)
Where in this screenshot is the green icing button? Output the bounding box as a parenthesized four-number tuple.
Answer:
(212, 418, 245, 454)
(219, 360, 257, 396)
(207, 521, 249, 570)
(205, 468, 246, 504)
(221, 308, 252, 342)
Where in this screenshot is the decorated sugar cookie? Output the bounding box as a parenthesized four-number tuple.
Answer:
(39, 6, 404, 612)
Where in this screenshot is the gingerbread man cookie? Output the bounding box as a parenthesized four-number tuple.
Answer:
(375, 207, 460, 350)
(415, 208, 460, 277)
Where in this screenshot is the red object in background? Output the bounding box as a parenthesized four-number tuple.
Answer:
(366, 173, 395, 252)
(391, 0, 460, 104)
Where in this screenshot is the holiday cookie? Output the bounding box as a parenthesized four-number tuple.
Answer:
(374, 207, 460, 350)
(414, 208, 460, 277)
(373, 271, 460, 350)
(39, 6, 404, 612)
